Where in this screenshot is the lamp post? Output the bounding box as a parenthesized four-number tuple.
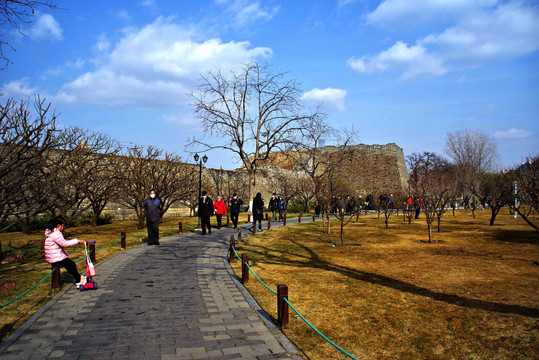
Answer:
(194, 153, 208, 228)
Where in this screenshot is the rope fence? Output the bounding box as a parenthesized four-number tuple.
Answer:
(229, 215, 359, 360)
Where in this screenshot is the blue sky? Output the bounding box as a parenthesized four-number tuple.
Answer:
(1, 0, 538, 170)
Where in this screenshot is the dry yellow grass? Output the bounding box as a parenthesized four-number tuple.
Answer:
(231, 210, 539, 359)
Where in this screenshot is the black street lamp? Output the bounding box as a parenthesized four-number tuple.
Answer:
(194, 153, 208, 228)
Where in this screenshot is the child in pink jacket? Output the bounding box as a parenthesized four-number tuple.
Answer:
(44, 218, 85, 288)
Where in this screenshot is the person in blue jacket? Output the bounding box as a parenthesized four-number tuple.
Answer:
(278, 196, 286, 221)
(144, 190, 162, 246)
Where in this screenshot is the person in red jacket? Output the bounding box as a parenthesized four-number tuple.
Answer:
(213, 195, 228, 229)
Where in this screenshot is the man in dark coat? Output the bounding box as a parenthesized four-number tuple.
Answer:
(228, 193, 243, 229)
(144, 190, 162, 246)
(198, 190, 213, 235)
(268, 193, 278, 221)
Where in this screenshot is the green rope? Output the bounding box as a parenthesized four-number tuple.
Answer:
(232, 245, 240, 260)
(0, 269, 55, 308)
(284, 298, 358, 360)
(96, 237, 121, 250)
(245, 263, 277, 295)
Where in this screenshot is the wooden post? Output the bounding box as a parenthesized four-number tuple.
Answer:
(277, 284, 289, 329)
(238, 229, 242, 242)
(229, 237, 235, 262)
(89, 242, 96, 264)
(267, 219, 271, 230)
(51, 262, 60, 290)
(178, 222, 183, 234)
(241, 254, 249, 284)
(247, 213, 251, 223)
(313, 214, 315, 222)
(121, 231, 126, 250)
(226, 214, 230, 227)
(283, 214, 287, 227)
(298, 213, 302, 224)
(252, 223, 256, 235)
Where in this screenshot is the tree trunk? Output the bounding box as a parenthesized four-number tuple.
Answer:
(437, 215, 441, 232)
(427, 222, 432, 243)
(248, 169, 256, 212)
(489, 208, 500, 226)
(340, 218, 344, 245)
(327, 212, 331, 234)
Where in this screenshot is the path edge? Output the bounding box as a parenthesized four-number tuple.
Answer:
(221, 243, 304, 360)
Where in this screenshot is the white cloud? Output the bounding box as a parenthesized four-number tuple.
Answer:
(216, 0, 280, 27)
(1, 78, 39, 97)
(495, 128, 532, 139)
(366, 0, 499, 28)
(116, 10, 132, 22)
(348, 41, 446, 79)
(300, 87, 347, 112)
(54, 17, 272, 110)
(353, 0, 539, 79)
(27, 13, 63, 41)
(141, 0, 156, 7)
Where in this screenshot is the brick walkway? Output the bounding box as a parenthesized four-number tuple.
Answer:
(0, 219, 307, 359)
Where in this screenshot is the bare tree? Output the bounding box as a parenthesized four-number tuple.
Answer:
(153, 152, 197, 218)
(408, 152, 455, 243)
(0, 97, 61, 231)
(510, 156, 539, 232)
(445, 129, 499, 218)
(47, 127, 121, 226)
(118, 146, 162, 229)
(473, 172, 513, 226)
(189, 61, 323, 209)
(265, 166, 302, 210)
(118, 146, 195, 229)
(0, 0, 59, 69)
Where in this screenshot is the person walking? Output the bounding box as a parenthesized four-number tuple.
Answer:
(229, 193, 243, 229)
(199, 191, 213, 235)
(44, 218, 86, 288)
(269, 193, 278, 221)
(253, 192, 264, 231)
(213, 195, 227, 229)
(144, 190, 162, 245)
(277, 196, 286, 221)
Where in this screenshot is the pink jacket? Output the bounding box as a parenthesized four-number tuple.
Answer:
(44, 228, 79, 263)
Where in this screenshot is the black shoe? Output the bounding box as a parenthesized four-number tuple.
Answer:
(202, 232, 206, 235)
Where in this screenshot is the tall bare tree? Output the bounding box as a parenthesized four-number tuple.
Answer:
(189, 61, 323, 208)
(445, 129, 499, 218)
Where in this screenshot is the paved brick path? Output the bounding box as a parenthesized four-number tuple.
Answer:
(0, 219, 308, 359)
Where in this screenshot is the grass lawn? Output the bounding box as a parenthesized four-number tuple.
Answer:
(230, 210, 539, 359)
